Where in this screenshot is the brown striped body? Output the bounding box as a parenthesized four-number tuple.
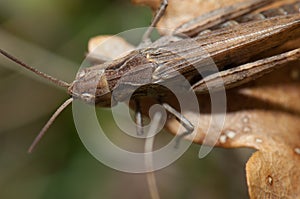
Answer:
(69, 0, 300, 106)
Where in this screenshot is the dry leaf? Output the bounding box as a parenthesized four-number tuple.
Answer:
(131, 0, 300, 198)
(164, 63, 300, 198)
(87, 35, 135, 63)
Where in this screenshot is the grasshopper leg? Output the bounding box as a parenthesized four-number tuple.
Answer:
(192, 48, 300, 93)
(173, 0, 274, 36)
(141, 0, 168, 44)
(162, 103, 194, 148)
(135, 99, 144, 135)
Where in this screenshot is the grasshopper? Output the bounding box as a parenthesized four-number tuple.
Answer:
(0, 0, 300, 153)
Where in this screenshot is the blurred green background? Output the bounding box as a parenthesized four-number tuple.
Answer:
(0, 0, 253, 198)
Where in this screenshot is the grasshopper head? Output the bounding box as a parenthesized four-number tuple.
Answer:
(69, 67, 115, 107)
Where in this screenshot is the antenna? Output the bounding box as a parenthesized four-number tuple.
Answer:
(28, 98, 73, 153)
(0, 48, 70, 88)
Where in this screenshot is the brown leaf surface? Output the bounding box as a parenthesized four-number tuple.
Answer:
(88, 35, 135, 62)
(131, 0, 300, 198)
(163, 63, 300, 198)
